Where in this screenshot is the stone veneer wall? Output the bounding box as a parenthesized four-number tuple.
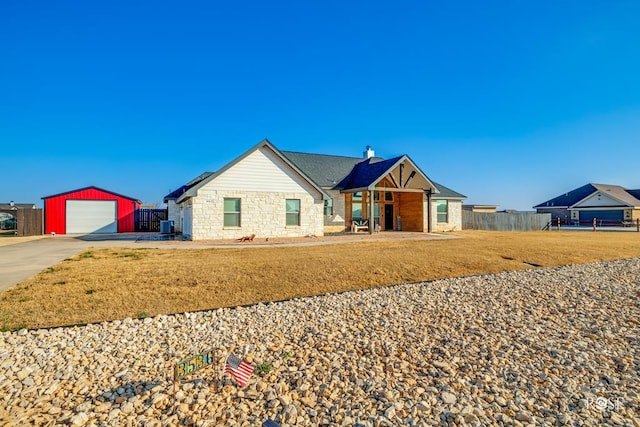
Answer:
(166, 201, 181, 232)
(188, 190, 324, 240)
(324, 189, 347, 232)
(428, 199, 463, 232)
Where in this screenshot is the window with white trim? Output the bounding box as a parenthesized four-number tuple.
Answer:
(223, 198, 241, 227)
(286, 199, 300, 226)
(436, 199, 448, 223)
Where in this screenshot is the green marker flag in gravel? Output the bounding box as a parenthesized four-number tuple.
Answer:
(224, 353, 254, 387)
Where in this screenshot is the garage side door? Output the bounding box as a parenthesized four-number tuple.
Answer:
(66, 200, 117, 233)
(579, 210, 623, 222)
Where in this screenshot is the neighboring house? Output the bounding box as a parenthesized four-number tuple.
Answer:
(165, 139, 466, 240)
(463, 204, 498, 213)
(534, 183, 640, 224)
(0, 203, 37, 210)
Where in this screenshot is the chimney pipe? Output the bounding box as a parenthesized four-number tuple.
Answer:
(363, 146, 375, 159)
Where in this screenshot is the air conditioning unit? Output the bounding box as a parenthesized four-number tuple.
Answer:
(160, 220, 174, 234)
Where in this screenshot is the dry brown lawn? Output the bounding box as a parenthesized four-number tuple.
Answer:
(1, 230, 639, 330)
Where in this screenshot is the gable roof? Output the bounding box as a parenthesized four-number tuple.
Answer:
(573, 183, 640, 208)
(627, 189, 640, 200)
(169, 140, 465, 203)
(280, 151, 383, 189)
(335, 155, 405, 190)
(42, 186, 140, 203)
(432, 181, 466, 199)
(176, 139, 330, 203)
(534, 183, 640, 209)
(334, 155, 446, 195)
(533, 183, 597, 208)
(164, 172, 214, 202)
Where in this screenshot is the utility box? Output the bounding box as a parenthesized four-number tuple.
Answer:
(160, 220, 175, 234)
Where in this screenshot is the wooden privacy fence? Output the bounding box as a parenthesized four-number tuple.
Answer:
(135, 208, 168, 232)
(463, 211, 551, 231)
(0, 208, 43, 236)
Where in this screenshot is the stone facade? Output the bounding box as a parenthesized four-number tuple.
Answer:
(323, 189, 347, 233)
(166, 200, 181, 232)
(185, 189, 324, 240)
(429, 199, 463, 232)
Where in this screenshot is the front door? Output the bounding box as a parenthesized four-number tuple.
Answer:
(384, 204, 394, 230)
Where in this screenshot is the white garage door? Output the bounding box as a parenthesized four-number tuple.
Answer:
(66, 200, 117, 234)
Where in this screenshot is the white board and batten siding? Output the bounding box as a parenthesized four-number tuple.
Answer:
(66, 200, 117, 234)
(208, 147, 321, 196)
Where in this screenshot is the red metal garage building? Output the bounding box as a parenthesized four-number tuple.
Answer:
(42, 186, 141, 234)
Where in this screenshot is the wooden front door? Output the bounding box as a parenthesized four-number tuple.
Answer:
(384, 204, 394, 230)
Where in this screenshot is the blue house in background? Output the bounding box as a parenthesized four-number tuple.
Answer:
(534, 183, 640, 225)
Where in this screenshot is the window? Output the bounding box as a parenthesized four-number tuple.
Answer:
(223, 198, 241, 227)
(286, 199, 300, 226)
(324, 199, 333, 216)
(352, 192, 363, 221)
(436, 200, 448, 223)
(352, 202, 363, 221)
(384, 182, 393, 201)
(373, 204, 380, 227)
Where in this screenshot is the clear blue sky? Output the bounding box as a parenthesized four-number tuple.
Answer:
(2, 1, 639, 209)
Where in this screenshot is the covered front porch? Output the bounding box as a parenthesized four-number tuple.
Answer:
(337, 155, 439, 234)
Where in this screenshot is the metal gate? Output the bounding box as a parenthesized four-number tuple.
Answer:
(135, 208, 168, 232)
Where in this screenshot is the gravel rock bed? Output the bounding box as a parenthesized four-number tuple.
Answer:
(1, 258, 639, 426)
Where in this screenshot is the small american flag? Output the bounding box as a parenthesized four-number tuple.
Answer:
(224, 353, 254, 387)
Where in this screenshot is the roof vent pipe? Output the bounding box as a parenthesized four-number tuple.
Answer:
(363, 146, 375, 159)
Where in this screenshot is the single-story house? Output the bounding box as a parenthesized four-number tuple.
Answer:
(533, 183, 640, 224)
(463, 204, 498, 213)
(42, 186, 141, 234)
(0, 203, 37, 210)
(165, 139, 466, 240)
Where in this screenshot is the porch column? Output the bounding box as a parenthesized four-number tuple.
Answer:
(368, 190, 375, 234)
(426, 189, 432, 233)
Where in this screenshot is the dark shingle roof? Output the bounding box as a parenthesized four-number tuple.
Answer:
(628, 189, 640, 200)
(534, 183, 640, 208)
(533, 183, 597, 208)
(171, 143, 465, 201)
(281, 151, 382, 189)
(164, 172, 214, 201)
(432, 181, 466, 199)
(335, 156, 404, 190)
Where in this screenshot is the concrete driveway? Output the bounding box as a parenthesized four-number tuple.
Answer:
(0, 237, 94, 291)
(0, 235, 168, 292)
